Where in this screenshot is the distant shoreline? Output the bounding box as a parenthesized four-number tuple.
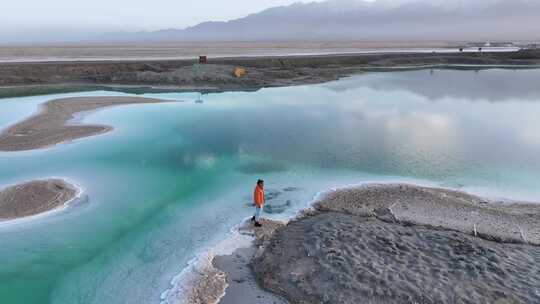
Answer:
(1, 49, 539, 98)
(0, 47, 522, 64)
(0, 41, 498, 62)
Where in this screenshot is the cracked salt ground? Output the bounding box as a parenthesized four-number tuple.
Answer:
(252, 185, 540, 304)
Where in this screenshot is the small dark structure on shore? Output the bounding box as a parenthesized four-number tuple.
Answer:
(195, 92, 204, 103)
(199, 56, 208, 64)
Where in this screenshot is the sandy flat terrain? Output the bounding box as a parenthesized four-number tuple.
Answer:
(0, 96, 174, 152)
(0, 179, 78, 220)
(315, 183, 540, 245)
(0, 41, 459, 63)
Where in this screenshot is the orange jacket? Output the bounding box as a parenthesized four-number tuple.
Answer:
(254, 185, 265, 207)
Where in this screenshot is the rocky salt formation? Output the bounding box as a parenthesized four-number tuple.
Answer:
(250, 184, 540, 304)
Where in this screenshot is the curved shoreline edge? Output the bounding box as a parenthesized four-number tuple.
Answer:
(315, 183, 540, 245)
(0, 178, 82, 223)
(160, 217, 286, 304)
(171, 183, 540, 304)
(0, 96, 177, 152)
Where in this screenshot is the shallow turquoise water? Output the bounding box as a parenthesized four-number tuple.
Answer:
(1, 69, 540, 304)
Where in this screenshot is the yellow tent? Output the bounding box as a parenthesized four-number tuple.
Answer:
(234, 67, 246, 78)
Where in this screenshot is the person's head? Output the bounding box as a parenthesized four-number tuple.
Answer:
(257, 179, 264, 187)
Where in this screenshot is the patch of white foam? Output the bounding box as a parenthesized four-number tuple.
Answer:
(160, 218, 254, 304)
(455, 185, 540, 205)
(0, 176, 84, 229)
(159, 253, 222, 304)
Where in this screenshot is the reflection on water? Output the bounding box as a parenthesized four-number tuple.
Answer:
(327, 68, 540, 102)
(165, 69, 540, 187)
(1, 68, 540, 304)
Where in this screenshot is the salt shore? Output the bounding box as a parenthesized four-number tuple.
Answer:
(0, 178, 80, 221)
(182, 184, 540, 304)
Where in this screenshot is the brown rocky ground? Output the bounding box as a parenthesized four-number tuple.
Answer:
(250, 184, 540, 304)
(0, 179, 78, 220)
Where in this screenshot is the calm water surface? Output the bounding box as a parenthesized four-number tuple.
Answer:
(1, 69, 540, 303)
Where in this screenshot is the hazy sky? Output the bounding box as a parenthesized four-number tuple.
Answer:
(3, 0, 534, 43)
(2, 0, 321, 34)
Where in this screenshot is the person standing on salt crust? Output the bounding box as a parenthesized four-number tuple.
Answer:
(251, 179, 265, 227)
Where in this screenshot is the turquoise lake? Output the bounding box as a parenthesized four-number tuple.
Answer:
(1, 69, 540, 304)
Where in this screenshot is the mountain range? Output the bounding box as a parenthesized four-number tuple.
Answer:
(102, 0, 540, 42)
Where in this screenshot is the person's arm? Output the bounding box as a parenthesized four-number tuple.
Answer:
(253, 188, 258, 206)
